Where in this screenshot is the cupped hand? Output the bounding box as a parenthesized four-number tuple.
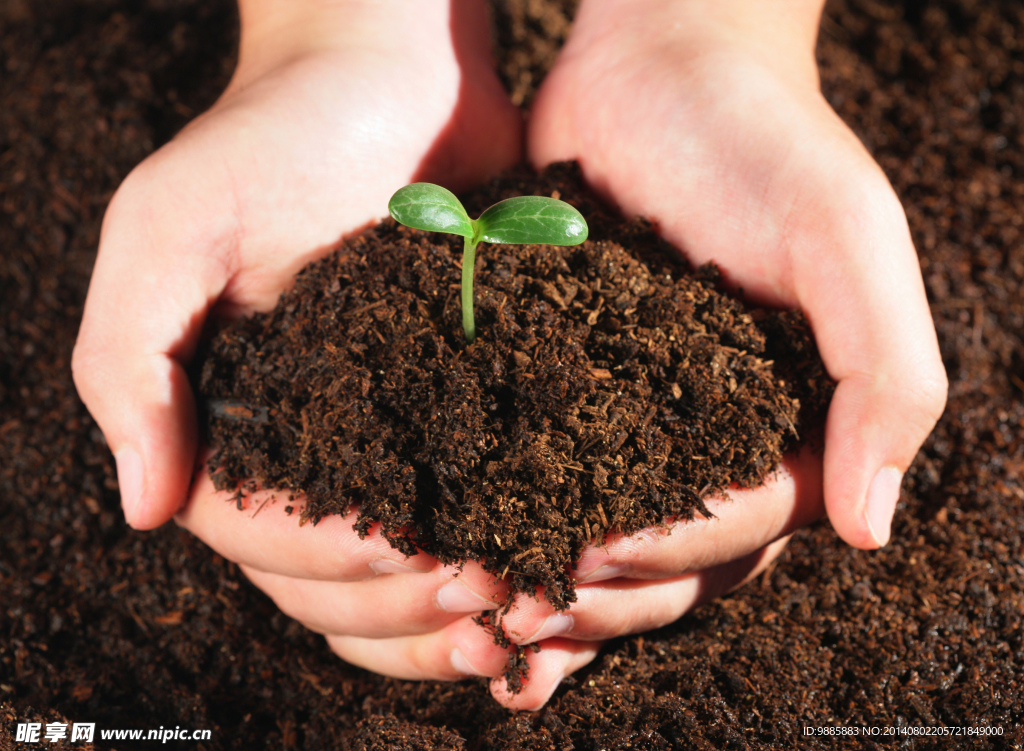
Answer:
(74, 0, 521, 529)
(72, 0, 526, 701)
(481, 441, 822, 709)
(529, 0, 946, 550)
(494, 0, 948, 707)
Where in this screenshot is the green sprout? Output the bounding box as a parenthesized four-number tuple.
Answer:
(388, 183, 588, 343)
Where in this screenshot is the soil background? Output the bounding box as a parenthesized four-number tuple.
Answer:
(2, 1, 1023, 749)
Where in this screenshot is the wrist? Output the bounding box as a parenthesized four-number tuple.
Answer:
(231, 0, 451, 88)
(570, 0, 825, 90)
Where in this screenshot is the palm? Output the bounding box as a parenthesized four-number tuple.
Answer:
(535, 47, 881, 304)
(133, 50, 522, 317)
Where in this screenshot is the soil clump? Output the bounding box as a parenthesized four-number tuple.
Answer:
(197, 163, 832, 612)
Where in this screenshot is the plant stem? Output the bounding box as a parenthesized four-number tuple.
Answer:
(462, 235, 478, 343)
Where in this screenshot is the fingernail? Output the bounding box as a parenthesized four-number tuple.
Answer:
(451, 647, 486, 676)
(114, 446, 145, 523)
(369, 558, 429, 576)
(521, 614, 574, 644)
(865, 466, 903, 547)
(575, 562, 629, 584)
(436, 579, 499, 613)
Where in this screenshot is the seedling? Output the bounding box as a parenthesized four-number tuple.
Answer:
(388, 183, 588, 343)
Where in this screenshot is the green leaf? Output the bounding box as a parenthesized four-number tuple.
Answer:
(476, 196, 588, 246)
(388, 183, 474, 238)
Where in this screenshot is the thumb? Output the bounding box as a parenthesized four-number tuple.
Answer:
(797, 176, 947, 550)
(72, 157, 239, 529)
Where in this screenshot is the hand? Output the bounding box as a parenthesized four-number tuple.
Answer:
(484, 443, 823, 710)
(72, 0, 526, 701)
(498, 0, 948, 706)
(179, 457, 601, 712)
(74, 0, 522, 528)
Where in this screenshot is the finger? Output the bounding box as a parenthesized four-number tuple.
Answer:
(240, 561, 506, 638)
(489, 638, 602, 712)
(570, 442, 822, 583)
(326, 610, 601, 712)
(325, 615, 512, 682)
(72, 154, 240, 530)
(502, 536, 791, 645)
(791, 154, 947, 549)
(334, 541, 788, 708)
(177, 464, 437, 580)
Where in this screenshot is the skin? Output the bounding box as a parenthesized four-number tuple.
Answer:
(72, 0, 947, 712)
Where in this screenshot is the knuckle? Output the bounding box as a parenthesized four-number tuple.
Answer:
(610, 525, 669, 566)
(895, 360, 949, 430)
(102, 161, 158, 227)
(619, 600, 676, 636)
(269, 590, 321, 631)
(806, 162, 908, 251)
(853, 177, 906, 229)
(408, 639, 444, 678)
(326, 635, 362, 665)
(261, 589, 297, 619)
(916, 369, 949, 423)
(70, 340, 102, 403)
(613, 609, 647, 636)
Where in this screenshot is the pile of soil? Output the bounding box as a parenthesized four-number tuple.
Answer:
(3, 0, 1024, 749)
(198, 163, 831, 612)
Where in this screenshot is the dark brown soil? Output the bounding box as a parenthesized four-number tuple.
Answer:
(3, 0, 1024, 749)
(198, 162, 831, 613)
(349, 715, 465, 751)
(489, 0, 577, 108)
